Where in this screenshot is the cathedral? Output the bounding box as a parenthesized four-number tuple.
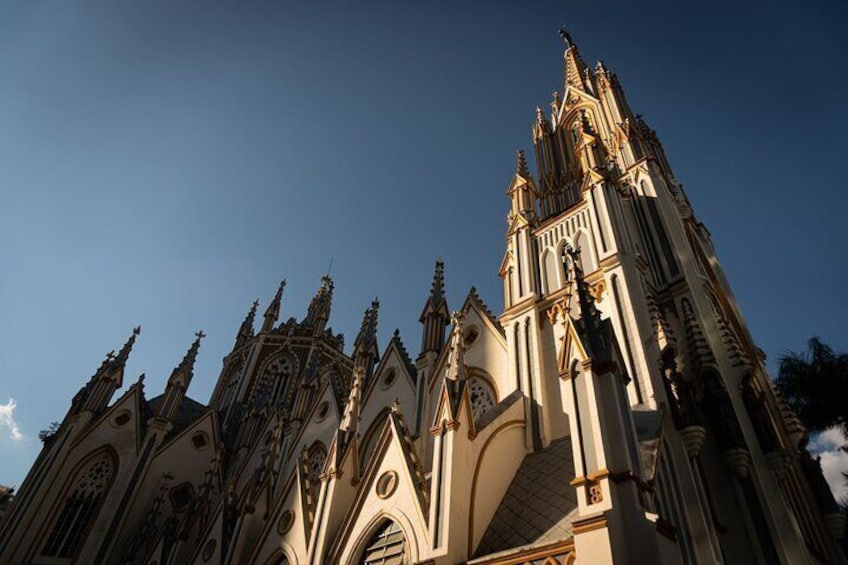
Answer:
(1, 31, 845, 565)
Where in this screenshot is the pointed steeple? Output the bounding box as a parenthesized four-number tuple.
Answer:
(114, 325, 141, 366)
(262, 280, 286, 333)
(78, 326, 141, 414)
(172, 331, 204, 383)
(560, 28, 591, 93)
(532, 106, 551, 141)
(353, 298, 380, 378)
(419, 259, 450, 355)
(155, 331, 204, 421)
(304, 275, 334, 334)
(507, 150, 539, 221)
(235, 300, 258, 348)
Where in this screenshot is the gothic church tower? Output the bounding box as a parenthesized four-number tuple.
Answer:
(0, 30, 844, 565)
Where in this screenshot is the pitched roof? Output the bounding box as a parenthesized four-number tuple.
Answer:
(474, 437, 578, 558)
(148, 394, 207, 434)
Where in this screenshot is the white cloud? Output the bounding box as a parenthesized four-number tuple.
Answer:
(0, 398, 24, 442)
(808, 426, 848, 502)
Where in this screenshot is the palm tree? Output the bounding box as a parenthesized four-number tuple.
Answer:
(775, 337, 848, 437)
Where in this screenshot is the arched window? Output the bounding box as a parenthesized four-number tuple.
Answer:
(267, 552, 290, 565)
(468, 377, 496, 422)
(542, 249, 559, 294)
(573, 231, 597, 274)
(307, 442, 327, 485)
(559, 244, 572, 283)
(360, 520, 408, 565)
(42, 451, 116, 559)
(251, 356, 294, 410)
(360, 409, 389, 474)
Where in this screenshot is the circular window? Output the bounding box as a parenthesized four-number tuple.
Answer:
(381, 369, 396, 389)
(464, 326, 480, 346)
(191, 432, 209, 450)
(375, 470, 398, 499)
(277, 509, 295, 534)
(202, 539, 216, 561)
(314, 401, 330, 423)
(112, 410, 131, 428)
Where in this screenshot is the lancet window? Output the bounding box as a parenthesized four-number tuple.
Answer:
(41, 452, 116, 560)
(360, 520, 408, 565)
(251, 356, 294, 410)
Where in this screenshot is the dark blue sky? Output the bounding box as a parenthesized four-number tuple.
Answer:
(1, 1, 846, 486)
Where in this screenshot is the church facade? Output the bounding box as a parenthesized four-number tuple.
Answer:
(1, 33, 845, 565)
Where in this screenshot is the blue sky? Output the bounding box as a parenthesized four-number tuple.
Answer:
(0, 1, 846, 490)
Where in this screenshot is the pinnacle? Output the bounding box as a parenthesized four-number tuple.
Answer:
(558, 28, 576, 50)
(516, 150, 530, 177)
(339, 366, 363, 433)
(114, 325, 141, 365)
(445, 310, 467, 382)
(172, 331, 204, 381)
(430, 259, 446, 304)
(565, 243, 600, 323)
(535, 106, 547, 126)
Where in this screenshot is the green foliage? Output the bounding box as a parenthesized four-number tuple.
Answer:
(775, 337, 848, 436)
(38, 421, 61, 445)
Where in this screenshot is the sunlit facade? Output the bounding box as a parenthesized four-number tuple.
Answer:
(1, 32, 845, 565)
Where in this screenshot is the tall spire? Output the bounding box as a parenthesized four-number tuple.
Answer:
(353, 298, 380, 377)
(431, 258, 445, 304)
(114, 325, 141, 366)
(235, 300, 258, 347)
(79, 326, 142, 414)
(560, 28, 591, 92)
(262, 280, 286, 333)
(419, 259, 450, 355)
(305, 275, 334, 333)
(156, 331, 204, 422)
(170, 330, 204, 384)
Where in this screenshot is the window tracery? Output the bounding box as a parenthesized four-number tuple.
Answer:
(360, 520, 407, 565)
(42, 452, 115, 559)
(307, 443, 327, 484)
(468, 377, 496, 422)
(251, 356, 293, 410)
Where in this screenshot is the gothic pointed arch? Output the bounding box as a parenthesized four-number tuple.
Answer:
(306, 441, 328, 486)
(39, 447, 118, 561)
(466, 368, 498, 424)
(359, 408, 390, 475)
(263, 549, 291, 565)
(251, 352, 298, 412)
(351, 516, 410, 565)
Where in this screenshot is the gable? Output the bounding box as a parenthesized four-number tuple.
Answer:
(327, 415, 429, 564)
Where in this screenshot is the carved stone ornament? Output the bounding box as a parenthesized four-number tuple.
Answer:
(722, 448, 752, 479)
(587, 481, 604, 505)
(679, 425, 707, 459)
(277, 509, 295, 535)
(376, 470, 398, 499)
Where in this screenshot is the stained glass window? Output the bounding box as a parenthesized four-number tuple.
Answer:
(42, 453, 115, 559)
